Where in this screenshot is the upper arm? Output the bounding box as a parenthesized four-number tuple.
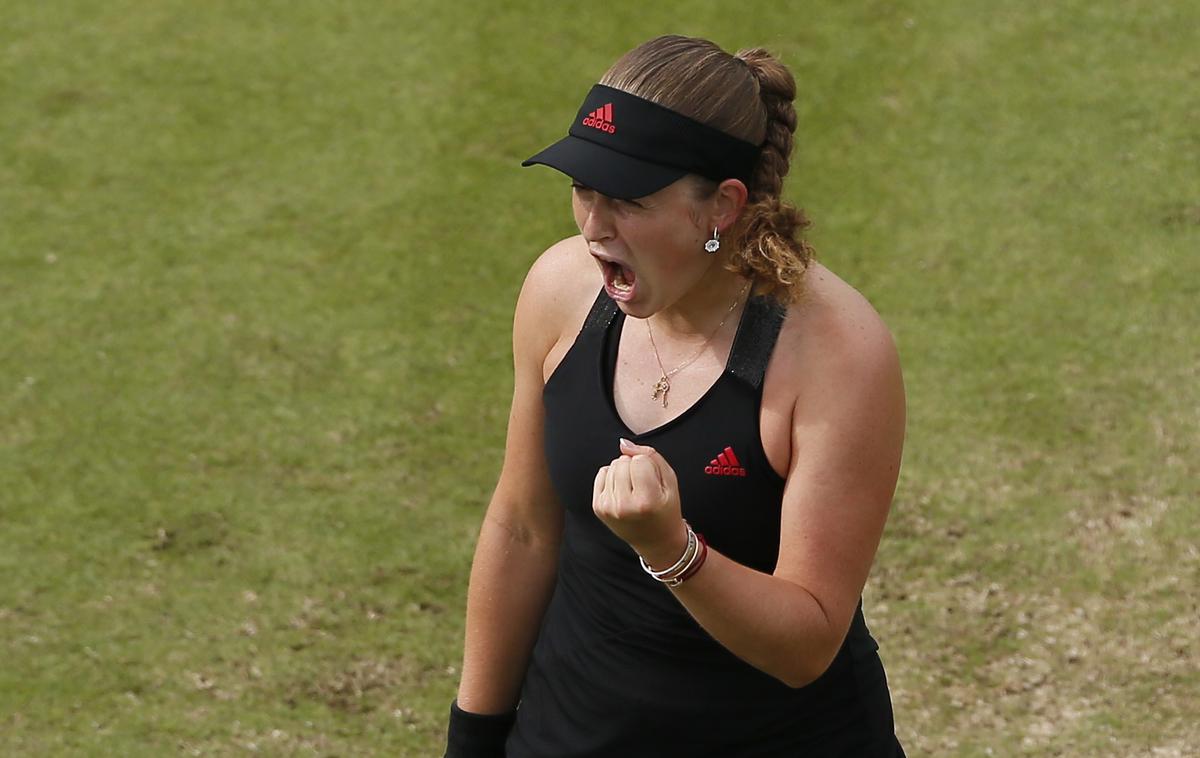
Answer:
(487, 238, 590, 546)
(772, 302, 906, 650)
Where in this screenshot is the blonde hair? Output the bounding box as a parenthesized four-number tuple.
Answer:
(599, 35, 814, 303)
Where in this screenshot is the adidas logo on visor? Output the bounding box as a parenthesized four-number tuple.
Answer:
(581, 102, 616, 134)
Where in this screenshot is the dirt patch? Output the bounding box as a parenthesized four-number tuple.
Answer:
(152, 510, 232, 554)
(296, 657, 415, 714)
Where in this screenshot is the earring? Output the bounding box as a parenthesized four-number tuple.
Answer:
(704, 227, 720, 254)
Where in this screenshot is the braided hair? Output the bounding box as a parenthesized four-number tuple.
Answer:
(600, 35, 815, 303)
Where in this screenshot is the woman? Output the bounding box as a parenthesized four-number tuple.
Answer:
(446, 35, 906, 757)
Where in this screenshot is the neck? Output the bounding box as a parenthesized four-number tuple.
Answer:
(646, 265, 752, 341)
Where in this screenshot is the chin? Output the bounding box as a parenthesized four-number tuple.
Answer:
(614, 298, 654, 320)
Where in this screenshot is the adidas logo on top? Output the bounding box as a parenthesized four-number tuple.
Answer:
(704, 446, 747, 477)
(582, 103, 616, 134)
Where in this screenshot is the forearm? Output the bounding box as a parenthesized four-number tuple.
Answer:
(456, 514, 560, 713)
(642, 540, 838, 688)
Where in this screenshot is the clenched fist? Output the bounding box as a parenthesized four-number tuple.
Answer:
(592, 438, 689, 569)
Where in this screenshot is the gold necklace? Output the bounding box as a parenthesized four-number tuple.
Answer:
(647, 281, 751, 408)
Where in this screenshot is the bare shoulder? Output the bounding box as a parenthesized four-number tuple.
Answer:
(513, 235, 602, 376)
(772, 261, 901, 389)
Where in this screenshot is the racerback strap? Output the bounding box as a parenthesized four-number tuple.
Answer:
(580, 288, 786, 391)
(727, 295, 787, 391)
(581, 288, 620, 335)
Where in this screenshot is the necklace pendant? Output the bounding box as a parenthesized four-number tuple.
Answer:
(651, 376, 671, 408)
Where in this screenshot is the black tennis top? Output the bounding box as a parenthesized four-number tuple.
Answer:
(508, 289, 904, 757)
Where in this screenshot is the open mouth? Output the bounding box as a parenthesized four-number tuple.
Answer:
(598, 257, 637, 301)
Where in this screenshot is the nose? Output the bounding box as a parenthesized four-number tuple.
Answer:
(577, 195, 616, 243)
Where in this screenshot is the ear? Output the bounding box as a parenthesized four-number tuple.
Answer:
(713, 179, 749, 232)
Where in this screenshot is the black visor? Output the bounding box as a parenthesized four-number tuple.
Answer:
(522, 84, 761, 200)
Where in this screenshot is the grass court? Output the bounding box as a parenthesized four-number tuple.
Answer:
(1, 1, 1197, 754)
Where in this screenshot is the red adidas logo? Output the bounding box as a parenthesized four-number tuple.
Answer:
(582, 103, 616, 134)
(704, 446, 747, 477)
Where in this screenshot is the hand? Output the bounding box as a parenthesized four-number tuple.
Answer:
(592, 438, 688, 567)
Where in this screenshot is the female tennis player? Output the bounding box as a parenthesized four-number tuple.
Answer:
(445, 34, 907, 757)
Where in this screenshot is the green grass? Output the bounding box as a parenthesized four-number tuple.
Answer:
(2, 1, 1198, 755)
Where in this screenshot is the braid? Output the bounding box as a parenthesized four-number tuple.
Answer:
(736, 48, 797, 201)
(598, 36, 815, 303)
(727, 47, 814, 304)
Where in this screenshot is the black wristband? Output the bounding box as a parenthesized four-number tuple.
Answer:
(444, 700, 517, 758)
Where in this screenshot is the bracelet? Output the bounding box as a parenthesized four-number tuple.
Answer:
(639, 521, 696, 579)
(638, 521, 708, 588)
(669, 532, 708, 586)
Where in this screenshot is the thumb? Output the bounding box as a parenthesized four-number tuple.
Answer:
(619, 438, 670, 492)
(619, 437, 658, 457)
(628, 452, 666, 496)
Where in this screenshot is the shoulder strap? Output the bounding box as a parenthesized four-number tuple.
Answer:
(726, 295, 787, 391)
(581, 288, 619, 335)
